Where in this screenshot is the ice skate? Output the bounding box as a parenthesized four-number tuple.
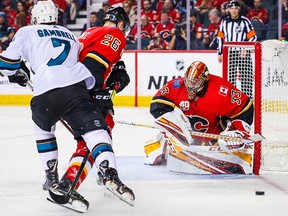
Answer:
(42, 159, 59, 190)
(48, 178, 89, 213)
(98, 160, 135, 206)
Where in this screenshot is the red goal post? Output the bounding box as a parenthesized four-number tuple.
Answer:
(222, 41, 288, 175)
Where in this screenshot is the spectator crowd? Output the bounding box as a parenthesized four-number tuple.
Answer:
(1, 0, 288, 52)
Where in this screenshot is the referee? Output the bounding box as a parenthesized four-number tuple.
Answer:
(217, 0, 257, 98)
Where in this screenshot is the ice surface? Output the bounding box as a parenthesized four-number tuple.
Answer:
(0, 106, 288, 216)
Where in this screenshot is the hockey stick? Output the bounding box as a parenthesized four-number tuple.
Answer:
(116, 120, 157, 129)
(115, 120, 265, 143)
(26, 80, 89, 204)
(49, 150, 90, 204)
(48, 87, 117, 204)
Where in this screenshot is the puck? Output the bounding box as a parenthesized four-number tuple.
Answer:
(255, 191, 265, 195)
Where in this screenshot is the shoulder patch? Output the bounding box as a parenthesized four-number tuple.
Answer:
(172, 80, 181, 88)
(219, 85, 228, 96)
(160, 86, 169, 95)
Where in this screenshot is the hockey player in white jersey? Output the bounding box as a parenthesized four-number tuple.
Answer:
(0, 0, 134, 212)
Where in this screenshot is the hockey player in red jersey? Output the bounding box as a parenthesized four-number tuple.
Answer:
(151, 60, 253, 136)
(0, 1, 133, 212)
(147, 61, 254, 174)
(43, 7, 134, 209)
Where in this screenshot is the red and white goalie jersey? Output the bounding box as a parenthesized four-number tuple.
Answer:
(151, 74, 253, 136)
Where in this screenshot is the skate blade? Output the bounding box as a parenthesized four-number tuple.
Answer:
(47, 197, 88, 213)
(105, 183, 135, 207)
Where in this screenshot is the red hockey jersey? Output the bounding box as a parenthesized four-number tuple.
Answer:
(78, 26, 126, 86)
(151, 75, 253, 135)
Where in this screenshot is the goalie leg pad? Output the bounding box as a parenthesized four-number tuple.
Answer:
(154, 107, 194, 148)
(144, 133, 167, 165)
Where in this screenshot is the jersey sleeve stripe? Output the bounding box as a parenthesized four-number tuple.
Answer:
(0, 56, 21, 70)
(230, 99, 253, 119)
(151, 98, 176, 108)
(86, 52, 109, 69)
(246, 29, 256, 40)
(218, 31, 224, 39)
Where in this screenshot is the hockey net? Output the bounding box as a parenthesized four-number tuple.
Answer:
(223, 40, 288, 174)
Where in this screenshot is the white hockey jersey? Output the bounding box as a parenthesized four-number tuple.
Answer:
(0, 24, 95, 96)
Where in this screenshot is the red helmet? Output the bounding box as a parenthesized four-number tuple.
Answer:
(184, 61, 209, 99)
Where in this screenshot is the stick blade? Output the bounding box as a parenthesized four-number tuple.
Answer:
(48, 188, 70, 204)
(250, 134, 265, 142)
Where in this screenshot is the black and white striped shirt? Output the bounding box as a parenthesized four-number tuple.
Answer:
(217, 15, 257, 54)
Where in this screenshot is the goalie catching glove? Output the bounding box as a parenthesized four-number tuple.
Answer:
(106, 61, 130, 93)
(218, 120, 251, 153)
(90, 89, 114, 116)
(8, 61, 30, 87)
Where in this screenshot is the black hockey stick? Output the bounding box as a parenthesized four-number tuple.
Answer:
(48, 150, 90, 204)
(26, 80, 90, 204)
(49, 89, 117, 204)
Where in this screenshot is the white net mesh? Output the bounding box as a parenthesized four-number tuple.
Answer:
(226, 40, 288, 173)
(260, 40, 288, 173)
(227, 46, 255, 99)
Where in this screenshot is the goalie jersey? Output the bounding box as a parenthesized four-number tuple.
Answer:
(150, 75, 254, 136)
(0, 24, 95, 96)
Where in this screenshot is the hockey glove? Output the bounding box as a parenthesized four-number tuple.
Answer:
(218, 120, 251, 152)
(8, 68, 30, 87)
(91, 89, 114, 117)
(228, 119, 251, 138)
(8, 61, 31, 87)
(218, 130, 246, 152)
(106, 61, 130, 93)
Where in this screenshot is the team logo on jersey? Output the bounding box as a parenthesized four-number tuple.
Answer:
(176, 60, 185, 71)
(188, 115, 209, 133)
(235, 25, 242, 33)
(173, 80, 181, 88)
(160, 86, 169, 95)
(219, 86, 228, 96)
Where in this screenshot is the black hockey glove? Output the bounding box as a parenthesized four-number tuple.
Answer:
(106, 61, 130, 93)
(8, 61, 30, 87)
(91, 88, 114, 117)
(8, 69, 30, 87)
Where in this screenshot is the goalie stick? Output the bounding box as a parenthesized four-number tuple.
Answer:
(115, 120, 265, 144)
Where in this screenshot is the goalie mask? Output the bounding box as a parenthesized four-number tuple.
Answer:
(184, 61, 209, 100)
(103, 7, 131, 37)
(31, 0, 58, 25)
